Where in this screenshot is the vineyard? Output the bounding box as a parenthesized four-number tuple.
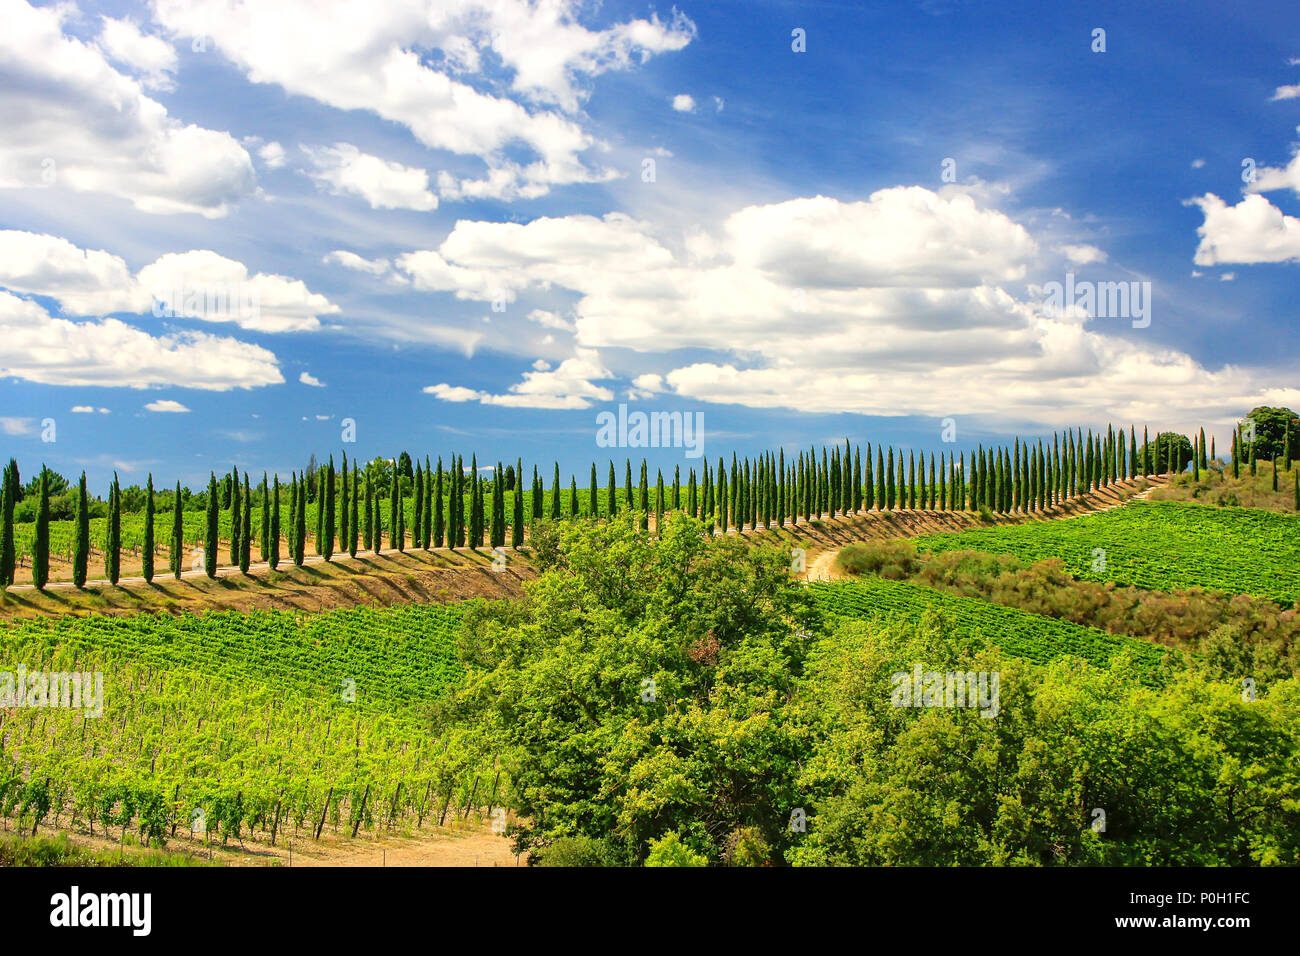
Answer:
(912, 500, 1300, 606)
(810, 576, 1169, 682)
(0, 603, 495, 850)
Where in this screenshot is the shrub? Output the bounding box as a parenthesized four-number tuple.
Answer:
(645, 831, 707, 867)
(533, 835, 620, 867)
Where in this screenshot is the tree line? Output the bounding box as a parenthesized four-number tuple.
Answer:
(1, 410, 1295, 591)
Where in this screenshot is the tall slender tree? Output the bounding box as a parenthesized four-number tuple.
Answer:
(270, 475, 282, 570)
(0, 460, 14, 587)
(107, 473, 121, 585)
(239, 474, 251, 573)
(73, 471, 89, 588)
(171, 480, 183, 579)
(205, 472, 219, 578)
(143, 474, 156, 583)
(32, 466, 50, 590)
(230, 465, 241, 566)
(512, 460, 525, 548)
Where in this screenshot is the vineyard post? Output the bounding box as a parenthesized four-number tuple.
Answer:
(314, 787, 332, 840)
(350, 783, 370, 838)
(462, 775, 480, 820)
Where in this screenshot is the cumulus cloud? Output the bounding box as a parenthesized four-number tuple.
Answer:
(150, 0, 693, 200)
(259, 141, 287, 169)
(95, 15, 177, 91)
(144, 399, 190, 413)
(299, 371, 325, 387)
(0, 231, 338, 332)
(0, 417, 35, 436)
(0, 291, 282, 390)
(0, 0, 255, 216)
(1186, 193, 1300, 265)
(672, 93, 696, 112)
(302, 143, 438, 211)
(1271, 84, 1300, 101)
(406, 186, 1298, 429)
(323, 250, 393, 277)
(425, 348, 613, 409)
(1057, 243, 1108, 265)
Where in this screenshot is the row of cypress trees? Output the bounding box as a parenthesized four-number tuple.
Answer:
(6, 419, 1287, 590)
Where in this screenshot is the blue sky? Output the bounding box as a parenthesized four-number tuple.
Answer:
(1, 0, 1298, 492)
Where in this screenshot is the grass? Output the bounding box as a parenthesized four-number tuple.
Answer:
(911, 499, 1300, 605)
(811, 576, 1169, 682)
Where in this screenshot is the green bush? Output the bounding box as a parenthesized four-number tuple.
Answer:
(533, 835, 620, 867)
(645, 832, 707, 867)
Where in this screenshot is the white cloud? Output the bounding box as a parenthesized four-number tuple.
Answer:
(422, 383, 485, 402)
(0, 417, 35, 436)
(0, 231, 148, 315)
(302, 143, 438, 211)
(1191, 158, 1206, 169)
(526, 308, 575, 332)
(1246, 148, 1300, 196)
(1220, 272, 1236, 281)
(672, 93, 696, 112)
(425, 347, 613, 409)
(713, 96, 725, 113)
(0, 231, 337, 332)
(144, 399, 190, 413)
(0, 291, 281, 390)
(71, 406, 94, 413)
(259, 141, 287, 169)
(95, 16, 177, 91)
(405, 187, 1299, 429)
(299, 371, 325, 387)
(323, 250, 393, 277)
(1187, 193, 1300, 265)
(150, 0, 693, 200)
(138, 250, 339, 332)
(0, 0, 255, 216)
(1057, 243, 1108, 265)
(1271, 84, 1300, 101)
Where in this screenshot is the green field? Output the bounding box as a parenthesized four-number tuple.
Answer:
(810, 576, 1169, 681)
(0, 603, 481, 845)
(912, 500, 1300, 605)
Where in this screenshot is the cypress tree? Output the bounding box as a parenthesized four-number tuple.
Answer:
(639, 460, 650, 530)
(718, 457, 728, 531)
(885, 448, 895, 509)
(107, 473, 121, 585)
(230, 466, 241, 566)
(607, 462, 617, 517)
(362, 474, 373, 551)
(512, 464, 525, 548)
(624, 460, 633, 513)
(260, 473, 271, 560)
(550, 463, 561, 520)
(389, 463, 400, 550)
(0, 460, 13, 587)
(673, 465, 681, 512)
(908, 451, 916, 510)
(341, 454, 351, 553)
(351, 465, 360, 557)
(413, 464, 424, 549)
(655, 469, 665, 536)
(590, 463, 599, 517)
(73, 471, 89, 588)
(143, 474, 156, 583)
(1193, 438, 1201, 481)
(33, 466, 50, 590)
(493, 463, 507, 546)
(323, 456, 336, 561)
(434, 458, 446, 548)
(1273, 456, 1279, 492)
(1295, 470, 1299, 510)
(239, 474, 251, 573)
(205, 473, 219, 578)
(270, 475, 282, 570)
(689, 468, 699, 518)
(897, 452, 906, 512)
(171, 480, 184, 579)
(569, 475, 578, 517)
(779, 449, 788, 524)
(294, 475, 306, 566)
(1232, 428, 1240, 480)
